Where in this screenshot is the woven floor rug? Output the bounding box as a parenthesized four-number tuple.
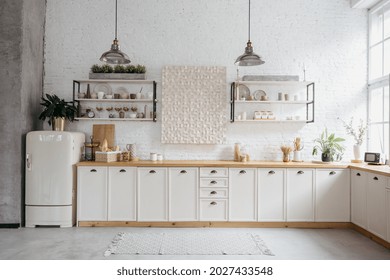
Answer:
(104, 231, 274, 256)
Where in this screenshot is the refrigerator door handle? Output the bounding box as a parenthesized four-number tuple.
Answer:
(26, 153, 32, 171)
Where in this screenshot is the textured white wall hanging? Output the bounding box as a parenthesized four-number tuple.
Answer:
(161, 66, 227, 144)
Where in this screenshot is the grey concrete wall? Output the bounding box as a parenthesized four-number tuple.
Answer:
(0, 0, 45, 225)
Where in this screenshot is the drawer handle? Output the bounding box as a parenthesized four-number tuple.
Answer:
(268, 170, 275, 175)
(210, 201, 217, 205)
(210, 170, 217, 174)
(297, 170, 304, 175)
(373, 177, 379, 181)
(149, 170, 156, 174)
(210, 180, 217, 184)
(239, 170, 246, 174)
(210, 191, 217, 195)
(329, 171, 336, 175)
(90, 169, 97, 173)
(180, 170, 187, 174)
(119, 169, 126, 173)
(356, 173, 361, 176)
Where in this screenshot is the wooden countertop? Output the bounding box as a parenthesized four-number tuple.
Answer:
(76, 160, 390, 176)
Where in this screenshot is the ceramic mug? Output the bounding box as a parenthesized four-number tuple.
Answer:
(97, 91, 105, 99)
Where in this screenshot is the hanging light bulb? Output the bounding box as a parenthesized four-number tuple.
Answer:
(235, 0, 265, 66)
(100, 0, 130, 64)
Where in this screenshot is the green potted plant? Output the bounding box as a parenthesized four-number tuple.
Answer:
(89, 64, 146, 80)
(312, 128, 345, 162)
(38, 93, 77, 131)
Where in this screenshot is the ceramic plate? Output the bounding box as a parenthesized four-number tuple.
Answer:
(93, 83, 112, 95)
(253, 90, 267, 101)
(115, 87, 129, 94)
(237, 84, 250, 99)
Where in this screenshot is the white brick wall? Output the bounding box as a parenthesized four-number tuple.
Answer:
(44, 0, 368, 161)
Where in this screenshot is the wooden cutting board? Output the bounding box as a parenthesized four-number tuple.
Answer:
(92, 124, 115, 148)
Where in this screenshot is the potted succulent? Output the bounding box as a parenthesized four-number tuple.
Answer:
(38, 93, 77, 131)
(89, 64, 146, 80)
(312, 128, 345, 162)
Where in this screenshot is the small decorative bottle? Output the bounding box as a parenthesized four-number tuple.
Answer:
(234, 143, 241, 162)
(86, 84, 91, 99)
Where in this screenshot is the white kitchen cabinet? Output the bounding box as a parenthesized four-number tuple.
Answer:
(387, 187, 390, 242)
(229, 168, 257, 221)
(200, 168, 229, 178)
(367, 173, 387, 240)
(286, 168, 314, 221)
(351, 170, 368, 229)
(169, 168, 199, 221)
(200, 199, 228, 221)
(258, 168, 285, 221)
(108, 167, 136, 221)
(199, 167, 228, 221)
(137, 168, 168, 221)
(77, 166, 107, 221)
(315, 169, 350, 222)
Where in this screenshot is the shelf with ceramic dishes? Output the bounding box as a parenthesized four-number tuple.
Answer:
(73, 79, 157, 122)
(74, 98, 154, 103)
(230, 81, 315, 123)
(234, 119, 309, 123)
(75, 117, 154, 121)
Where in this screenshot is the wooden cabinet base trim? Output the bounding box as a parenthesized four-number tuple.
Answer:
(78, 221, 351, 228)
(351, 224, 390, 249)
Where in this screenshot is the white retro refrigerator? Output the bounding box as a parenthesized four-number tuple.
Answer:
(25, 131, 85, 227)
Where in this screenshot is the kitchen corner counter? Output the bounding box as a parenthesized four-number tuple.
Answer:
(77, 160, 350, 168)
(76, 160, 390, 175)
(349, 163, 390, 177)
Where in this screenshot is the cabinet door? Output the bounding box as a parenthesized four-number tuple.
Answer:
(108, 167, 136, 221)
(315, 169, 350, 222)
(229, 168, 257, 221)
(137, 168, 168, 221)
(367, 173, 387, 239)
(200, 199, 228, 221)
(387, 188, 390, 242)
(286, 169, 314, 221)
(351, 170, 368, 228)
(169, 168, 199, 221)
(258, 168, 285, 222)
(77, 166, 107, 221)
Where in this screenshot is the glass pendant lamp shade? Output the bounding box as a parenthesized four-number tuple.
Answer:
(100, 0, 130, 64)
(235, 40, 265, 66)
(235, 0, 265, 66)
(100, 39, 130, 64)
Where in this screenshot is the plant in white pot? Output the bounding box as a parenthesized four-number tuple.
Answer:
(342, 118, 367, 161)
(312, 128, 345, 162)
(38, 94, 77, 131)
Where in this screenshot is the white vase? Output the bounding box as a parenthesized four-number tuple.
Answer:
(353, 144, 361, 160)
(293, 151, 302, 162)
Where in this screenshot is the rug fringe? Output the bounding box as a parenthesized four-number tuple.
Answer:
(104, 232, 125, 257)
(251, 234, 274, 256)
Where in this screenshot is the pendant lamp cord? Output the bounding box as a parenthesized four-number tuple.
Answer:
(115, 0, 118, 40)
(248, 0, 251, 41)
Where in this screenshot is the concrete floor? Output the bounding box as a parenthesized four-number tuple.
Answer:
(0, 227, 389, 260)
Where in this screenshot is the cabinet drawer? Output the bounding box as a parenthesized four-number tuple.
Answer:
(200, 168, 228, 177)
(200, 188, 228, 198)
(200, 178, 228, 188)
(199, 199, 228, 221)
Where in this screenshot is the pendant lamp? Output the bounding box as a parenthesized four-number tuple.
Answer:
(100, 0, 130, 64)
(235, 0, 265, 66)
